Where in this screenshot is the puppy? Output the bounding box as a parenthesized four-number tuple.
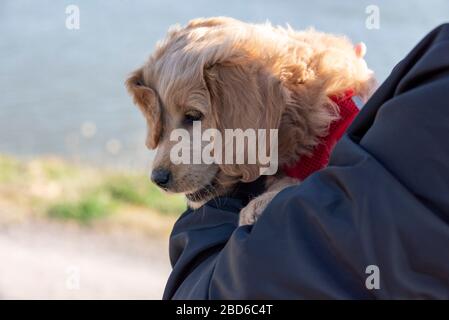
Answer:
(126, 17, 375, 225)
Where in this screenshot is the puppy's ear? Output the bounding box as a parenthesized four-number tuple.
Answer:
(204, 61, 285, 182)
(126, 68, 162, 149)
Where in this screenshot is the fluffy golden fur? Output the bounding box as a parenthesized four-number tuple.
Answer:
(126, 17, 375, 224)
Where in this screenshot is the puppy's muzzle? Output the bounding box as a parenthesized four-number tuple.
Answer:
(151, 168, 171, 188)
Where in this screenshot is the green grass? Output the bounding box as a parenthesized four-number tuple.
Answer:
(46, 171, 185, 224)
(0, 154, 186, 225)
(102, 174, 186, 215)
(40, 160, 81, 181)
(48, 192, 115, 224)
(0, 156, 23, 183)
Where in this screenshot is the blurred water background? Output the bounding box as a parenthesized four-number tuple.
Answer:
(1, 0, 448, 169)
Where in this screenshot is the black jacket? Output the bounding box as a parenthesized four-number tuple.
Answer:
(163, 24, 449, 299)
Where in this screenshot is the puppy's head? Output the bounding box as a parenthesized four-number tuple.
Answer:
(126, 17, 286, 207)
(126, 17, 375, 207)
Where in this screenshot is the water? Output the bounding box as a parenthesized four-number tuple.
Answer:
(1, 0, 448, 169)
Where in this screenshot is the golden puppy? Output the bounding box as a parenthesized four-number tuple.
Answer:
(126, 17, 375, 225)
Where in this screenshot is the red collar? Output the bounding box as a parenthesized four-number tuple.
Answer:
(283, 89, 359, 180)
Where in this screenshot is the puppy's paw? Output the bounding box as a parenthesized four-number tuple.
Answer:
(239, 191, 278, 226)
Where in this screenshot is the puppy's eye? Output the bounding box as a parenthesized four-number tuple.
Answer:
(183, 110, 203, 124)
(135, 78, 145, 87)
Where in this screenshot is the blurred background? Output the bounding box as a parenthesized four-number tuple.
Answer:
(0, 0, 448, 299)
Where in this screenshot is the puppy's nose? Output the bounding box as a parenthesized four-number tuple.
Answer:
(151, 168, 171, 188)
